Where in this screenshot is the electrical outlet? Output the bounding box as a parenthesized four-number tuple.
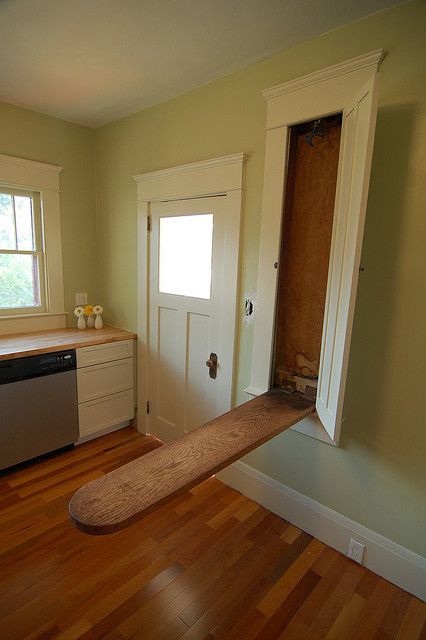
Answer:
(75, 292, 88, 306)
(348, 538, 365, 564)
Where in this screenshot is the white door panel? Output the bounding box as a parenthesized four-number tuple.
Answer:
(186, 312, 217, 430)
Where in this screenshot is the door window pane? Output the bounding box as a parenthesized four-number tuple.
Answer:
(159, 214, 213, 299)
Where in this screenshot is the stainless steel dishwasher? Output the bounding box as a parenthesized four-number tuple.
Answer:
(0, 350, 79, 471)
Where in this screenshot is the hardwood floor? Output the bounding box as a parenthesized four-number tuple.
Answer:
(0, 427, 424, 640)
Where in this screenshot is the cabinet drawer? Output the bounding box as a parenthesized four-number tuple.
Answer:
(77, 357, 133, 403)
(77, 339, 134, 368)
(78, 389, 134, 438)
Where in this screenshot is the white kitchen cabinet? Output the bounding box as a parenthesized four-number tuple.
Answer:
(76, 339, 134, 440)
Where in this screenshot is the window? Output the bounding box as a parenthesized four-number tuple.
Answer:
(0, 187, 45, 314)
(0, 153, 65, 332)
(159, 213, 213, 299)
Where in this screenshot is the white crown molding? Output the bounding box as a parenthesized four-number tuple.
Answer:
(262, 49, 385, 101)
(217, 460, 426, 601)
(133, 153, 247, 183)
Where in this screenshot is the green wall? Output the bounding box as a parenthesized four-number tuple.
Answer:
(94, 0, 426, 556)
(0, 102, 97, 318)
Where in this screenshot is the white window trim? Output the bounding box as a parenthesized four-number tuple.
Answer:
(247, 50, 384, 445)
(0, 154, 66, 334)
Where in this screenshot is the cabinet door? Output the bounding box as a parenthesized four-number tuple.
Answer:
(78, 389, 134, 438)
(77, 357, 133, 403)
(316, 74, 379, 442)
(77, 340, 134, 368)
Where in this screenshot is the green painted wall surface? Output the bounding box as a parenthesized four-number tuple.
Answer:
(95, 0, 426, 555)
(0, 102, 97, 319)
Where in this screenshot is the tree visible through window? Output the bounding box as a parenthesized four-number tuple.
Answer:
(0, 188, 45, 313)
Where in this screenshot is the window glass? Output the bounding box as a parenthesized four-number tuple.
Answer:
(0, 193, 15, 249)
(0, 189, 43, 312)
(0, 254, 40, 308)
(15, 195, 34, 250)
(159, 214, 213, 299)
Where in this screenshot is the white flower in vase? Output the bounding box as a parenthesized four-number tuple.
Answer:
(93, 305, 104, 329)
(74, 306, 86, 330)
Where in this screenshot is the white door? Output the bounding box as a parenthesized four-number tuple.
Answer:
(316, 74, 379, 441)
(148, 195, 239, 442)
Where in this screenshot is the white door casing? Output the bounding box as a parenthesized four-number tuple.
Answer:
(248, 50, 384, 445)
(134, 154, 246, 436)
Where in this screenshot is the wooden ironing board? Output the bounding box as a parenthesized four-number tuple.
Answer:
(69, 389, 314, 535)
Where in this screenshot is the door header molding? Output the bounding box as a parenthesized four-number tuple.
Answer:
(133, 153, 247, 203)
(262, 49, 384, 102)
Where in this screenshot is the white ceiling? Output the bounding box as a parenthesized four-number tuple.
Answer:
(0, 0, 402, 128)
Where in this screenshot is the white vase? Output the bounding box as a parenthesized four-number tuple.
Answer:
(87, 315, 95, 328)
(95, 314, 103, 330)
(77, 315, 86, 330)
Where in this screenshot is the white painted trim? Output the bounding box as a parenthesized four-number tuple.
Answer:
(0, 154, 65, 333)
(0, 153, 62, 191)
(134, 153, 245, 183)
(0, 312, 67, 335)
(133, 153, 247, 203)
(135, 154, 246, 435)
(217, 461, 426, 601)
(262, 50, 384, 101)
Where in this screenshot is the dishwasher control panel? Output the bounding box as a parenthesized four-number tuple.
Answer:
(0, 349, 76, 384)
(40, 352, 74, 373)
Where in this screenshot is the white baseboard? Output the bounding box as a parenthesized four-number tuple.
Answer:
(217, 461, 426, 601)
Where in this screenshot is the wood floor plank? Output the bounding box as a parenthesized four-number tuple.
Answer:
(346, 580, 396, 639)
(375, 588, 412, 639)
(305, 562, 365, 639)
(296, 553, 349, 627)
(252, 569, 321, 639)
(395, 598, 426, 640)
(0, 426, 421, 640)
(281, 525, 302, 545)
(323, 592, 366, 639)
(258, 538, 325, 618)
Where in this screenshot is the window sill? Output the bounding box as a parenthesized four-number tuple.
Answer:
(0, 311, 68, 336)
(0, 311, 67, 321)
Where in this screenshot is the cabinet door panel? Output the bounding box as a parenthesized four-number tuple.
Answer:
(77, 357, 133, 403)
(78, 389, 134, 437)
(77, 340, 133, 368)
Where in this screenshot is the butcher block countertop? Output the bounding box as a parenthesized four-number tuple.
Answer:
(0, 326, 136, 361)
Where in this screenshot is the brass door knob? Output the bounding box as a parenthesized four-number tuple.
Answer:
(205, 353, 218, 379)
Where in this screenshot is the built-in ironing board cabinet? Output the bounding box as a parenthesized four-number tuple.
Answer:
(248, 49, 384, 445)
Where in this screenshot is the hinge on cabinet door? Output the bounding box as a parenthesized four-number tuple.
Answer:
(147, 215, 151, 232)
(146, 401, 150, 414)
